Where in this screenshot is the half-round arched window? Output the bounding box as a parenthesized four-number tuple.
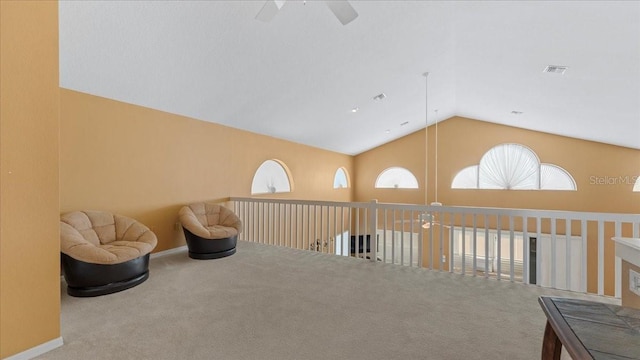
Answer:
(451, 143, 576, 191)
(478, 143, 539, 190)
(375, 167, 419, 189)
(634, 176, 640, 192)
(333, 167, 350, 189)
(251, 159, 293, 195)
(450, 165, 478, 189)
(540, 164, 576, 190)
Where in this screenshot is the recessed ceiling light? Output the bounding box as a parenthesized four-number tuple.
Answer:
(543, 65, 568, 74)
(511, 110, 523, 115)
(400, 121, 409, 126)
(385, 129, 390, 134)
(351, 107, 359, 113)
(373, 93, 386, 101)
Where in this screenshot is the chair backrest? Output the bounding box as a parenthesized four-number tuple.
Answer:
(181, 203, 241, 231)
(60, 210, 153, 245)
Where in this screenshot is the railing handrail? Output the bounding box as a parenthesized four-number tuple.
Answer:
(229, 196, 640, 222)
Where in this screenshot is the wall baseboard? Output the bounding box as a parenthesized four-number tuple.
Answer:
(3, 337, 63, 360)
(150, 245, 188, 259)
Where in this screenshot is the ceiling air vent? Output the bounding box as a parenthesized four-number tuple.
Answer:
(543, 65, 568, 74)
(373, 93, 386, 101)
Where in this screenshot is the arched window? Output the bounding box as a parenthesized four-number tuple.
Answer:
(251, 159, 293, 195)
(450, 165, 478, 189)
(375, 167, 419, 189)
(540, 164, 576, 190)
(333, 167, 349, 189)
(451, 143, 576, 191)
(478, 143, 539, 189)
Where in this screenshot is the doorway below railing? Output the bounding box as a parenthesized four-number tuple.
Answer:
(229, 197, 640, 298)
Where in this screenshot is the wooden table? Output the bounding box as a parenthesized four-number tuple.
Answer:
(538, 296, 640, 359)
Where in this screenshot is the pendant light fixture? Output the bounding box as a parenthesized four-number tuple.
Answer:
(422, 72, 444, 229)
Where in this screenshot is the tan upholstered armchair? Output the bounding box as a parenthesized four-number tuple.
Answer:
(60, 210, 157, 297)
(178, 203, 242, 259)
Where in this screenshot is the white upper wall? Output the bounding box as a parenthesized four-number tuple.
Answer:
(59, 1, 640, 155)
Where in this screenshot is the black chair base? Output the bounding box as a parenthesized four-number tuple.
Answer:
(61, 253, 150, 297)
(66, 271, 149, 297)
(183, 229, 237, 260)
(189, 247, 236, 260)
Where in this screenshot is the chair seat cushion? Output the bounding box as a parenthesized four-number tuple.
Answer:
(60, 211, 157, 265)
(204, 225, 238, 239)
(64, 241, 154, 264)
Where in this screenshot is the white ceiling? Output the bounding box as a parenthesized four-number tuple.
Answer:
(59, 1, 640, 155)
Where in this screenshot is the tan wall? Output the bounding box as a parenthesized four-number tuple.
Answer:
(356, 116, 640, 213)
(60, 90, 353, 252)
(355, 116, 640, 295)
(354, 130, 426, 205)
(0, 1, 61, 357)
(432, 117, 639, 213)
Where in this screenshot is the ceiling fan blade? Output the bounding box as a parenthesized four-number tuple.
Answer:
(324, 1, 358, 25)
(255, 0, 286, 22)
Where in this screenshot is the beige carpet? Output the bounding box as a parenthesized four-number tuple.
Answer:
(38, 240, 617, 360)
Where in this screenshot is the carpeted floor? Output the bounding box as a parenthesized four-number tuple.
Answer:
(38, 240, 617, 360)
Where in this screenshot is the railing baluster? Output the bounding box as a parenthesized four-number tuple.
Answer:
(369, 200, 378, 262)
(429, 211, 434, 271)
(523, 216, 529, 284)
(461, 214, 466, 275)
(382, 209, 387, 263)
(536, 217, 542, 287)
(449, 214, 454, 273)
(566, 218, 572, 290)
(581, 219, 587, 293)
(615, 220, 622, 298)
(332, 206, 337, 255)
(484, 215, 489, 278)
(598, 220, 604, 296)
(340, 206, 345, 255)
(509, 215, 514, 282)
(319, 206, 324, 252)
(439, 210, 444, 272)
(496, 216, 502, 280)
(472, 214, 477, 277)
(355, 208, 360, 257)
(418, 212, 423, 268)
(392, 210, 396, 265)
(401, 210, 405, 266)
(410, 210, 414, 267)
(550, 218, 557, 289)
(364, 207, 368, 258)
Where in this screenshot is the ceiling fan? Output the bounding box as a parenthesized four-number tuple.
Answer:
(393, 213, 451, 230)
(255, 0, 359, 25)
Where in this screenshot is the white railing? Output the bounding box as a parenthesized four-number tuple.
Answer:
(229, 197, 640, 298)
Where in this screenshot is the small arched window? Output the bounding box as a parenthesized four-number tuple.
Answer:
(251, 159, 293, 195)
(540, 164, 576, 190)
(375, 167, 419, 189)
(333, 167, 350, 189)
(450, 165, 478, 189)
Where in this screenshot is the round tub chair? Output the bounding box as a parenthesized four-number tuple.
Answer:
(60, 210, 157, 297)
(178, 203, 242, 259)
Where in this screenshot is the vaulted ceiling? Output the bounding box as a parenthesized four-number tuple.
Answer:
(59, 1, 640, 155)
